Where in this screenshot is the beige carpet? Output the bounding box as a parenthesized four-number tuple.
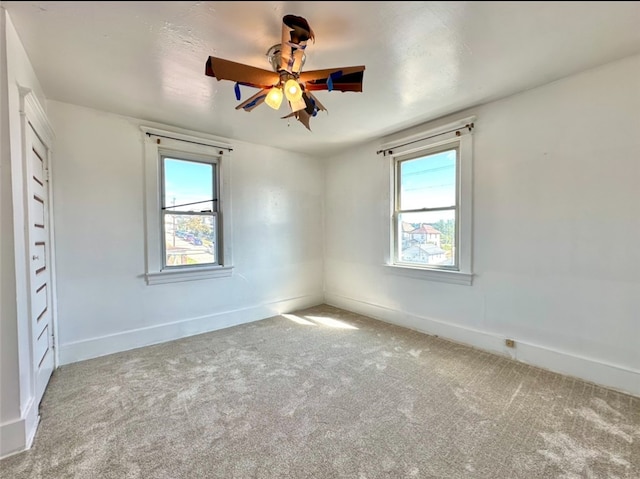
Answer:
(2, 304, 639, 478)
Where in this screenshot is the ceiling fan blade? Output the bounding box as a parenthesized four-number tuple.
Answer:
(235, 88, 270, 112)
(282, 109, 312, 131)
(298, 65, 365, 83)
(281, 92, 328, 131)
(205, 56, 279, 89)
(299, 66, 365, 92)
(303, 70, 365, 93)
(305, 92, 327, 114)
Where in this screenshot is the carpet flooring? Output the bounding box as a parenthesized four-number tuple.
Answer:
(2, 304, 638, 478)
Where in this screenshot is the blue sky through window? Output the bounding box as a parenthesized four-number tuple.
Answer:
(163, 158, 214, 212)
(400, 149, 456, 210)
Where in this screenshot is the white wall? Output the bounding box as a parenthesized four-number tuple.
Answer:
(0, 2, 15, 430)
(47, 101, 324, 364)
(324, 53, 640, 397)
(2, 8, 639, 463)
(0, 8, 49, 457)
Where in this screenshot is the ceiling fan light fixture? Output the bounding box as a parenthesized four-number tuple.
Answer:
(204, 14, 365, 130)
(284, 78, 303, 102)
(265, 86, 284, 110)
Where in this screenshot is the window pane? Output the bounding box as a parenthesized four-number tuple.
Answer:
(163, 158, 214, 212)
(399, 149, 456, 210)
(397, 210, 455, 267)
(164, 213, 216, 266)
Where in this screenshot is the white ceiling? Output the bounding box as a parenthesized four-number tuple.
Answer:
(4, 1, 640, 157)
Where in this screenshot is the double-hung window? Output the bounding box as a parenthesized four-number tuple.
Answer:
(142, 126, 233, 285)
(161, 155, 218, 268)
(384, 117, 474, 285)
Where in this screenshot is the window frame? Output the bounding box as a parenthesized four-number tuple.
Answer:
(383, 117, 474, 285)
(142, 126, 233, 285)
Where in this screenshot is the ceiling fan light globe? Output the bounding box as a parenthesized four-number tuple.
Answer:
(284, 79, 303, 102)
(265, 87, 284, 110)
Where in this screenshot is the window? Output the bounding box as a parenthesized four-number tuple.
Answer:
(161, 156, 218, 268)
(142, 126, 233, 285)
(395, 146, 458, 267)
(383, 117, 474, 285)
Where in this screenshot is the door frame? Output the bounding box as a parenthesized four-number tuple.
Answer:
(19, 86, 59, 377)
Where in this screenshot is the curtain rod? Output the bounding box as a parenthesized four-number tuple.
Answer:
(146, 132, 233, 152)
(376, 123, 474, 156)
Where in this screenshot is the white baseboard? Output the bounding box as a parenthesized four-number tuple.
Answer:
(0, 397, 39, 459)
(59, 294, 324, 365)
(325, 291, 640, 398)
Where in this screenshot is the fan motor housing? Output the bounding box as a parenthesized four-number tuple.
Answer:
(266, 44, 306, 73)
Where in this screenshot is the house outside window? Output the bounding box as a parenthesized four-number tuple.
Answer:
(383, 117, 474, 285)
(142, 126, 233, 285)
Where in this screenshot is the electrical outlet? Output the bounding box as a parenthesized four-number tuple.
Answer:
(505, 338, 515, 348)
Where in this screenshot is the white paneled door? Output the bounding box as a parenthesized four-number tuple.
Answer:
(27, 122, 54, 405)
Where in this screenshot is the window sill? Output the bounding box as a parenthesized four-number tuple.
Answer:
(384, 264, 473, 285)
(145, 265, 233, 285)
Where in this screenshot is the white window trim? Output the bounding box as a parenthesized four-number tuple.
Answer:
(382, 116, 474, 286)
(141, 126, 233, 285)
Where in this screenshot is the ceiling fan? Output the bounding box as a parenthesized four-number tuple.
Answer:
(205, 14, 365, 130)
